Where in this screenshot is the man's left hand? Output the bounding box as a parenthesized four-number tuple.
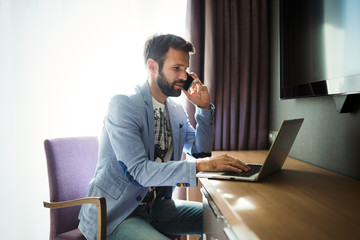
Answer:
(182, 73, 211, 110)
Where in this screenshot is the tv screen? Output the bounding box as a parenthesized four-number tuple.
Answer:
(280, 0, 360, 99)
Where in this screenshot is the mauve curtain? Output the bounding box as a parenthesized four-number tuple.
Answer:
(186, 0, 270, 150)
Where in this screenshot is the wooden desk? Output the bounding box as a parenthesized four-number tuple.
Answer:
(200, 150, 360, 240)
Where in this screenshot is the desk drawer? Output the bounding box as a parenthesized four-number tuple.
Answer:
(202, 188, 238, 240)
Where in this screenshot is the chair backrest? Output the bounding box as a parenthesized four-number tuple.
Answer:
(44, 136, 99, 239)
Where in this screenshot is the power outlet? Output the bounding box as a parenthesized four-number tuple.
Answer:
(269, 131, 278, 148)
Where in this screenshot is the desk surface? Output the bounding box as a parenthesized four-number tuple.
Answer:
(200, 150, 360, 240)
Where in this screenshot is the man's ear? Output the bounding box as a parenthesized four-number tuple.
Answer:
(147, 59, 159, 75)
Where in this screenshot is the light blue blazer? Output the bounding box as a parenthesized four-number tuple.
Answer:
(78, 82, 215, 239)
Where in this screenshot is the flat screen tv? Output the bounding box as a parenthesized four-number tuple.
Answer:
(280, 0, 360, 99)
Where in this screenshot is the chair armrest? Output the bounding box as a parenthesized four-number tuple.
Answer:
(44, 197, 106, 240)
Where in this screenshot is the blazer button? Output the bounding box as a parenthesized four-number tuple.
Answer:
(136, 196, 142, 201)
(176, 183, 189, 187)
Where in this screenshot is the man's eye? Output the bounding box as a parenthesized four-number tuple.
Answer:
(174, 67, 180, 71)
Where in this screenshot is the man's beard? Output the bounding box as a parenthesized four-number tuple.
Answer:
(157, 70, 183, 97)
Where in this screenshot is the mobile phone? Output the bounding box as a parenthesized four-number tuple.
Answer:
(183, 73, 194, 91)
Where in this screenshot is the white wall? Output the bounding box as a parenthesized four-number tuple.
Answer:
(0, 0, 186, 239)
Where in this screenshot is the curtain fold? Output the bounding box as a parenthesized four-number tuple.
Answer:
(186, 0, 270, 150)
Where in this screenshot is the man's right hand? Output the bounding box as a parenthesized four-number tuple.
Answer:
(196, 154, 251, 173)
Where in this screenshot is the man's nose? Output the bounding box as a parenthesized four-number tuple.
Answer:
(180, 71, 187, 80)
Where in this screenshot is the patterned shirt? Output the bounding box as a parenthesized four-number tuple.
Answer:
(141, 98, 173, 204)
(153, 98, 173, 163)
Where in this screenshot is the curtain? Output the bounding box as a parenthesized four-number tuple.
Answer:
(186, 0, 270, 150)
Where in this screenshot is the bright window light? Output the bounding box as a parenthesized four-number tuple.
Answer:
(0, 1, 187, 239)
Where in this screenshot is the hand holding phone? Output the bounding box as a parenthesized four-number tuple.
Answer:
(183, 73, 194, 91)
(182, 72, 211, 110)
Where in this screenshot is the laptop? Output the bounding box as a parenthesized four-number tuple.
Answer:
(196, 118, 304, 182)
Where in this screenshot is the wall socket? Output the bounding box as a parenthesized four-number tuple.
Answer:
(269, 131, 278, 148)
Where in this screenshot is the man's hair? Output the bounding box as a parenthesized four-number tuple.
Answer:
(143, 34, 195, 70)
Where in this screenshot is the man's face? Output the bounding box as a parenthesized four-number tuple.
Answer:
(156, 48, 189, 97)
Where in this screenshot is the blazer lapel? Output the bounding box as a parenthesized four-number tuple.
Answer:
(166, 100, 180, 161)
(139, 82, 155, 161)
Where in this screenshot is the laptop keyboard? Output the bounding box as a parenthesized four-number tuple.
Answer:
(222, 164, 262, 177)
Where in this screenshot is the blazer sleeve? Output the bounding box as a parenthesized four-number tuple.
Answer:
(183, 104, 215, 155)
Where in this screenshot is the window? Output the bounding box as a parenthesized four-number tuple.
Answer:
(0, 1, 187, 239)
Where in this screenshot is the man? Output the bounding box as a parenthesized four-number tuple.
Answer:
(78, 34, 249, 240)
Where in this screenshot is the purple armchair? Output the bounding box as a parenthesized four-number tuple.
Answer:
(43, 136, 184, 240)
(43, 136, 106, 240)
